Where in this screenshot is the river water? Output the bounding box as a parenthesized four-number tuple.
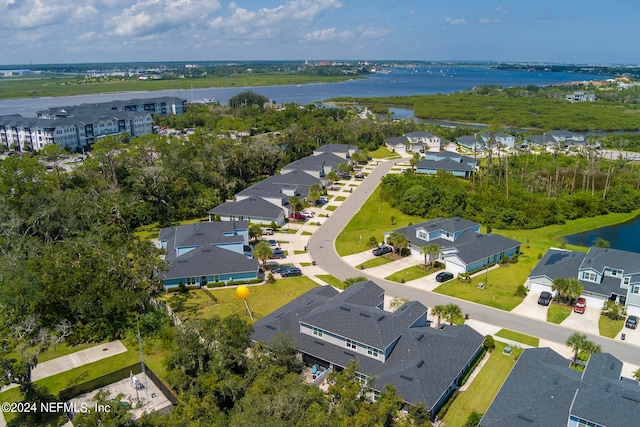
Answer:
(0, 65, 601, 117)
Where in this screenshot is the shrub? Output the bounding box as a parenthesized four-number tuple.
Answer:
(483, 335, 495, 351)
(178, 282, 187, 293)
(344, 276, 368, 288)
(514, 284, 528, 297)
(433, 261, 445, 269)
(206, 281, 225, 288)
(400, 247, 411, 257)
(499, 255, 509, 265)
(266, 273, 276, 284)
(368, 236, 378, 247)
(508, 255, 519, 263)
(464, 411, 482, 427)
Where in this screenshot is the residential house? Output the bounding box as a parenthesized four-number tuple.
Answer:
(280, 152, 345, 179)
(312, 143, 358, 160)
(251, 280, 484, 420)
(528, 247, 640, 316)
(207, 196, 287, 226)
(386, 217, 521, 275)
(37, 96, 188, 118)
(526, 130, 586, 149)
(481, 348, 640, 427)
(157, 221, 259, 290)
(415, 151, 477, 179)
(480, 132, 516, 149)
(456, 135, 485, 152)
(565, 91, 596, 102)
(386, 131, 442, 153)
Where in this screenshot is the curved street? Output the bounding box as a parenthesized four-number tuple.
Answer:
(308, 158, 640, 367)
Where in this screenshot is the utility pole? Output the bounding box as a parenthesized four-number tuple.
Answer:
(137, 317, 149, 404)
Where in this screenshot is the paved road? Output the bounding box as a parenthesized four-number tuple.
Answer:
(308, 159, 640, 366)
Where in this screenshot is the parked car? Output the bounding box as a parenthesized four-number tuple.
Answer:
(538, 291, 552, 306)
(301, 210, 315, 218)
(290, 212, 306, 220)
(281, 268, 302, 277)
(372, 245, 392, 256)
(625, 315, 638, 329)
(267, 239, 280, 250)
(261, 227, 274, 235)
(271, 249, 286, 259)
(573, 297, 586, 314)
(355, 173, 365, 179)
(271, 265, 293, 274)
(435, 272, 454, 283)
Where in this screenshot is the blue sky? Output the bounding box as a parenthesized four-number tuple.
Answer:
(0, 0, 637, 65)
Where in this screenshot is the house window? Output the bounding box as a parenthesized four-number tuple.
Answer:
(186, 277, 197, 286)
(346, 339, 357, 350)
(313, 327, 323, 337)
(583, 271, 597, 281)
(367, 347, 379, 358)
(417, 230, 427, 240)
(632, 286, 639, 295)
(624, 277, 631, 286)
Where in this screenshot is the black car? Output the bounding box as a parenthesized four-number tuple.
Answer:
(281, 268, 302, 277)
(271, 265, 293, 274)
(372, 245, 392, 256)
(271, 249, 286, 259)
(355, 173, 365, 179)
(625, 315, 638, 329)
(435, 272, 454, 283)
(538, 291, 552, 306)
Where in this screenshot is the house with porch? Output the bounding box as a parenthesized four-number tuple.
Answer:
(280, 152, 344, 178)
(527, 247, 640, 316)
(207, 196, 287, 226)
(312, 143, 358, 160)
(251, 280, 484, 420)
(456, 135, 485, 152)
(157, 221, 259, 290)
(481, 348, 640, 427)
(415, 151, 477, 179)
(385, 131, 442, 153)
(386, 217, 521, 275)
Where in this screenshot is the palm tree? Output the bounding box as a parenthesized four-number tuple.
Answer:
(443, 303, 463, 325)
(422, 243, 440, 267)
(249, 223, 263, 243)
(565, 278, 583, 306)
(288, 195, 305, 222)
(431, 305, 445, 329)
(326, 171, 340, 189)
(253, 241, 273, 267)
(551, 277, 567, 303)
(387, 231, 409, 256)
(409, 152, 421, 171)
(566, 332, 592, 365)
(308, 183, 323, 205)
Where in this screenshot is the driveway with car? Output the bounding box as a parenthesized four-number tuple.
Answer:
(560, 305, 601, 335)
(510, 290, 549, 321)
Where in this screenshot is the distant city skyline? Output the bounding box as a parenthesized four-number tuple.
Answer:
(1, 0, 637, 65)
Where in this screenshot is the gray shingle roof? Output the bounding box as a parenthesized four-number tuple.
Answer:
(580, 247, 640, 275)
(396, 217, 479, 236)
(481, 349, 640, 427)
(281, 152, 345, 173)
(251, 280, 483, 411)
(157, 244, 258, 280)
(447, 231, 521, 264)
(313, 144, 355, 155)
(528, 249, 586, 280)
(207, 196, 284, 220)
(416, 157, 475, 173)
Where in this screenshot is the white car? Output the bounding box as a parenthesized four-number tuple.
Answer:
(301, 210, 315, 218)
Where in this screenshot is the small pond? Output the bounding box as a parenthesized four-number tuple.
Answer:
(564, 216, 640, 253)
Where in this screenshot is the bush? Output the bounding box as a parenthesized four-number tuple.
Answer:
(483, 335, 495, 352)
(266, 273, 276, 284)
(206, 281, 225, 288)
(344, 276, 368, 288)
(368, 236, 378, 247)
(464, 411, 482, 427)
(433, 261, 445, 269)
(508, 255, 519, 263)
(400, 247, 411, 257)
(499, 255, 509, 265)
(514, 284, 528, 297)
(178, 282, 187, 293)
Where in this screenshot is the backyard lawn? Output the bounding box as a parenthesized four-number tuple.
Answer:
(441, 341, 522, 427)
(369, 146, 400, 159)
(159, 277, 318, 322)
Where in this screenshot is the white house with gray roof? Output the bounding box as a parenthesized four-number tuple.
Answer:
(251, 280, 484, 419)
(415, 151, 477, 179)
(207, 196, 287, 226)
(157, 221, 259, 290)
(280, 152, 345, 178)
(528, 247, 640, 315)
(386, 217, 521, 275)
(386, 131, 442, 153)
(482, 348, 640, 427)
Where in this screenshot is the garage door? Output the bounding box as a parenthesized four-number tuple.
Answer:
(444, 258, 466, 276)
(579, 295, 606, 310)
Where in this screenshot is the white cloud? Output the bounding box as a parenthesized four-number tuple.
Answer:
(304, 27, 336, 41)
(445, 17, 467, 25)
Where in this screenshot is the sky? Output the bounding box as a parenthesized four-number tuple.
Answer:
(0, 0, 638, 65)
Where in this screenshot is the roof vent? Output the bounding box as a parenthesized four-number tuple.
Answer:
(276, 313, 286, 319)
(266, 325, 276, 330)
(516, 414, 534, 423)
(343, 351, 355, 357)
(416, 334, 424, 341)
(622, 394, 640, 403)
(400, 375, 413, 381)
(416, 360, 424, 368)
(305, 300, 315, 306)
(359, 312, 371, 318)
(377, 315, 385, 322)
(314, 340, 325, 346)
(339, 306, 351, 312)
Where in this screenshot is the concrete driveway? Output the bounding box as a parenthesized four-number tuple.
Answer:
(561, 306, 600, 335)
(510, 289, 549, 321)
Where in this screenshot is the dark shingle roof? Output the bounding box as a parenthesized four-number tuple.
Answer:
(396, 217, 479, 236)
(447, 231, 521, 264)
(416, 157, 475, 172)
(482, 349, 640, 427)
(281, 152, 344, 173)
(207, 196, 284, 219)
(528, 249, 586, 280)
(580, 247, 640, 275)
(251, 280, 483, 411)
(159, 221, 248, 262)
(158, 244, 258, 280)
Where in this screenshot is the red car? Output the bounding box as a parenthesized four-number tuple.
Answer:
(574, 297, 586, 314)
(289, 212, 305, 220)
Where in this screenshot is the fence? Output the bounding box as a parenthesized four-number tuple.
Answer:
(149, 297, 182, 326)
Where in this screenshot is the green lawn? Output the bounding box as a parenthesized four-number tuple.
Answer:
(315, 274, 346, 289)
(495, 329, 540, 347)
(299, 262, 312, 267)
(334, 196, 347, 202)
(160, 278, 318, 322)
(369, 147, 400, 159)
(442, 342, 522, 427)
(133, 217, 207, 241)
(599, 316, 625, 338)
(325, 205, 337, 212)
(359, 255, 396, 269)
(547, 303, 572, 324)
(384, 265, 430, 283)
(301, 231, 313, 236)
(294, 250, 307, 254)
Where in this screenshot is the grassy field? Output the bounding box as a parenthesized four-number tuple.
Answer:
(384, 265, 431, 283)
(159, 277, 318, 323)
(316, 274, 346, 289)
(547, 303, 572, 324)
(599, 316, 625, 338)
(325, 205, 337, 212)
(368, 147, 400, 159)
(336, 184, 640, 309)
(0, 74, 359, 99)
(441, 341, 521, 427)
(359, 255, 396, 269)
(334, 196, 347, 202)
(495, 329, 540, 347)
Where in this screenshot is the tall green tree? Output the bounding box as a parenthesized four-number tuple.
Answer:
(420, 243, 440, 267)
(431, 305, 445, 329)
(253, 241, 273, 266)
(443, 303, 463, 325)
